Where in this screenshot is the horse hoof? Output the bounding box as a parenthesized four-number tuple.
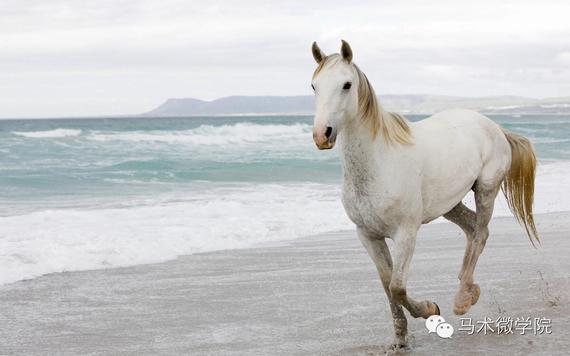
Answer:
(433, 302, 440, 315)
(453, 292, 473, 315)
(388, 342, 411, 353)
(454, 283, 480, 315)
(423, 301, 440, 318)
(453, 304, 470, 316)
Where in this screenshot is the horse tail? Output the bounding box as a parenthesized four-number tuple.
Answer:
(501, 129, 540, 247)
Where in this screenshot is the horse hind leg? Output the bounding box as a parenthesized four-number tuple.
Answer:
(444, 202, 477, 280)
(444, 202, 481, 312)
(453, 182, 501, 315)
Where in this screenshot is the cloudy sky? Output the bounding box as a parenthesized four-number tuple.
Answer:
(1, 0, 569, 118)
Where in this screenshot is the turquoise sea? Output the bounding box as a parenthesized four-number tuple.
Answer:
(0, 115, 569, 285)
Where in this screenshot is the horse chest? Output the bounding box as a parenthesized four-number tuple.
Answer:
(341, 184, 393, 234)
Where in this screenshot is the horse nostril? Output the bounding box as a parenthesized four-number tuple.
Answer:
(325, 126, 333, 139)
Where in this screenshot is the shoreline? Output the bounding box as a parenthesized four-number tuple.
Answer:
(1, 212, 569, 355)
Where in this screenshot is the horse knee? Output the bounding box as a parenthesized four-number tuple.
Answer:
(475, 226, 489, 242)
(389, 283, 407, 303)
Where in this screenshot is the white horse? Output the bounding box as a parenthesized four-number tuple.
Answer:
(310, 40, 539, 349)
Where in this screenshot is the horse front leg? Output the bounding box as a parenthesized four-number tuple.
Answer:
(390, 226, 441, 319)
(357, 228, 408, 349)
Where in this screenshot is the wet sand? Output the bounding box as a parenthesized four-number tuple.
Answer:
(1, 212, 569, 355)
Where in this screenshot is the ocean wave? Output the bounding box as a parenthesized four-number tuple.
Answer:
(0, 183, 352, 285)
(87, 123, 312, 146)
(1, 161, 570, 286)
(531, 137, 570, 144)
(507, 119, 570, 126)
(12, 129, 82, 138)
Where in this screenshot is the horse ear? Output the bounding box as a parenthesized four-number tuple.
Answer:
(341, 39, 353, 63)
(312, 41, 325, 64)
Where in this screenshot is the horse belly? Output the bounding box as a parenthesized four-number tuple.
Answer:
(419, 142, 482, 222)
(421, 176, 476, 223)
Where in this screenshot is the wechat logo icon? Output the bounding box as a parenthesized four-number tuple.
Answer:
(426, 315, 454, 339)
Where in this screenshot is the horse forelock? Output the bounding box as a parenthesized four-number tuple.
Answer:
(312, 54, 342, 79)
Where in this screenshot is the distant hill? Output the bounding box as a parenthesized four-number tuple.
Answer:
(143, 95, 570, 116)
(145, 96, 314, 116)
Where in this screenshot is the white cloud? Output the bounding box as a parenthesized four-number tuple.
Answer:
(0, 0, 569, 117)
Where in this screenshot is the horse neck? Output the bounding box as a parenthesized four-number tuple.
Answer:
(339, 113, 388, 186)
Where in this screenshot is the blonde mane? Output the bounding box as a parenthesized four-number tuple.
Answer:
(313, 54, 413, 145)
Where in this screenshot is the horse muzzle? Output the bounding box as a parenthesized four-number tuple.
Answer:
(313, 126, 337, 150)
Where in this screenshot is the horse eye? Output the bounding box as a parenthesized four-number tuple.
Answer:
(343, 82, 352, 90)
(311, 84, 315, 91)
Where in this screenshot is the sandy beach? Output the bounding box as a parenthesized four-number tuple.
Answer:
(1, 212, 569, 355)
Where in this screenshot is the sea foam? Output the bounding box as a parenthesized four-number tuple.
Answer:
(13, 129, 82, 138)
(0, 183, 351, 285)
(87, 123, 311, 146)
